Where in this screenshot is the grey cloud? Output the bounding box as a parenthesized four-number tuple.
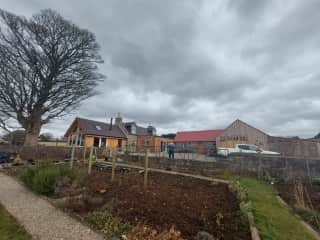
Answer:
(227, 0, 270, 18)
(1, 0, 320, 138)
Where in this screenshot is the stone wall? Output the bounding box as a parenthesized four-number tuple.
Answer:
(2, 145, 320, 180)
(122, 153, 320, 180)
(0, 145, 108, 161)
(267, 136, 320, 158)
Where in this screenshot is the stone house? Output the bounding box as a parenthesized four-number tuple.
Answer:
(115, 114, 173, 153)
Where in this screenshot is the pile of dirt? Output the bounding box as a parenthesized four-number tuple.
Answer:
(80, 171, 250, 240)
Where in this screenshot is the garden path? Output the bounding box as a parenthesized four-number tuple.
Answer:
(0, 172, 104, 240)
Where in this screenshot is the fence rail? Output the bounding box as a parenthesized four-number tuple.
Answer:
(1, 144, 320, 181)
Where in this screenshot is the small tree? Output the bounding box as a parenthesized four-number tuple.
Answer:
(0, 9, 104, 146)
(39, 132, 54, 141)
(161, 133, 176, 139)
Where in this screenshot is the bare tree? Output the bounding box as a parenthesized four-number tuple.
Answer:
(39, 132, 54, 141)
(0, 9, 104, 146)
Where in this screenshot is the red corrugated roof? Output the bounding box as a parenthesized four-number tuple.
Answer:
(175, 129, 224, 142)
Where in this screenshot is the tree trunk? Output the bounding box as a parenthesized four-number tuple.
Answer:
(24, 115, 42, 146)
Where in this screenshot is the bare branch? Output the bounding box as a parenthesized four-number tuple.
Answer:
(0, 8, 105, 145)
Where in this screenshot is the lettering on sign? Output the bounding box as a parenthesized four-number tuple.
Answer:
(219, 136, 248, 141)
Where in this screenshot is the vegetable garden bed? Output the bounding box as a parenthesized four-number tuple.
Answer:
(4, 163, 251, 239)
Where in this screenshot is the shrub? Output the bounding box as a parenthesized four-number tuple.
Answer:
(296, 207, 320, 230)
(20, 167, 36, 189)
(86, 209, 131, 238)
(228, 180, 252, 225)
(20, 162, 76, 195)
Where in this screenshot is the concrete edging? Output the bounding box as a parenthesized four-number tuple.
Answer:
(247, 211, 261, 240)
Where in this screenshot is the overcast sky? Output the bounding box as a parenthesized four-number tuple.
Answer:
(1, 0, 320, 138)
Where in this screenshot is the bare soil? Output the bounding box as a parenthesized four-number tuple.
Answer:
(68, 170, 250, 240)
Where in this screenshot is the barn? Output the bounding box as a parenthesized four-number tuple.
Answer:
(216, 119, 320, 158)
(175, 130, 224, 155)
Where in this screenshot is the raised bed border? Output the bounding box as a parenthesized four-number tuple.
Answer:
(276, 195, 320, 240)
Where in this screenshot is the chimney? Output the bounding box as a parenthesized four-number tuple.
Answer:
(115, 112, 122, 126)
(109, 117, 113, 130)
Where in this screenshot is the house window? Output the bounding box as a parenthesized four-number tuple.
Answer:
(78, 134, 84, 146)
(131, 125, 136, 134)
(118, 139, 122, 148)
(93, 137, 100, 147)
(71, 135, 77, 145)
(101, 138, 107, 147)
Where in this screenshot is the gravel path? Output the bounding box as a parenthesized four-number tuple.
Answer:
(0, 172, 104, 240)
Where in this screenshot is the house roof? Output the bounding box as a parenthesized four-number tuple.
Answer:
(65, 118, 127, 139)
(175, 129, 224, 142)
(124, 122, 155, 136)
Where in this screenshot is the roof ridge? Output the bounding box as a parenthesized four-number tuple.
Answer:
(177, 129, 224, 133)
(77, 117, 111, 126)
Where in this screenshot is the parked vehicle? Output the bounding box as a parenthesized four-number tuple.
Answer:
(0, 152, 12, 164)
(217, 144, 280, 156)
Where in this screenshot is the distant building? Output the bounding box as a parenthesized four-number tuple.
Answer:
(0, 138, 8, 144)
(64, 117, 127, 150)
(38, 140, 67, 147)
(217, 119, 320, 158)
(115, 113, 173, 153)
(175, 129, 224, 155)
(216, 119, 269, 150)
(267, 136, 320, 158)
(64, 114, 173, 153)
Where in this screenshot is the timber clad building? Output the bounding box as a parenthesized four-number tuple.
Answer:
(64, 118, 127, 149)
(65, 114, 173, 152)
(216, 119, 269, 150)
(217, 119, 320, 158)
(175, 119, 320, 158)
(65, 116, 320, 158)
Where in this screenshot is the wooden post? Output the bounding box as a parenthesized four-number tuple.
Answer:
(257, 153, 262, 179)
(144, 149, 149, 190)
(70, 144, 75, 169)
(88, 147, 93, 175)
(306, 158, 311, 184)
(111, 149, 117, 181)
(83, 147, 87, 162)
(71, 126, 80, 169)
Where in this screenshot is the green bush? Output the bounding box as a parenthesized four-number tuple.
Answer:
(229, 180, 252, 225)
(86, 209, 131, 238)
(20, 162, 76, 195)
(20, 167, 36, 189)
(296, 207, 320, 230)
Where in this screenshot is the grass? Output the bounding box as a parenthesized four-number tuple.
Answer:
(20, 162, 79, 195)
(0, 204, 32, 240)
(240, 178, 316, 240)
